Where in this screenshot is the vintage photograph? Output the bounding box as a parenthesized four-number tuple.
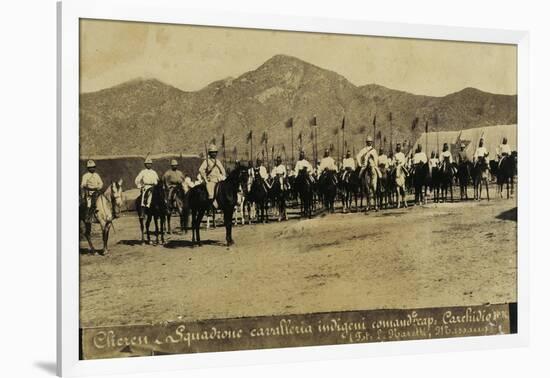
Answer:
(78, 19, 518, 359)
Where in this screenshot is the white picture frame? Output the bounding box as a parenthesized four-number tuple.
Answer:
(57, 0, 530, 376)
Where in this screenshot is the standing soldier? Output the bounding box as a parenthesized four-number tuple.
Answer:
(341, 150, 356, 182)
(81, 159, 103, 221)
(271, 156, 288, 191)
(198, 144, 226, 202)
(428, 151, 439, 175)
(163, 159, 185, 207)
(497, 137, 512, 168)
(135, 156, 160, 208)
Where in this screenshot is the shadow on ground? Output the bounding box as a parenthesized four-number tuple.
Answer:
(34, 361, 56, 375)
(496, 207, 517, 222)
(163, 239, 226, 248)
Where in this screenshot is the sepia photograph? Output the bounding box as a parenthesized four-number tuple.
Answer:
(77, 18, 518, 359)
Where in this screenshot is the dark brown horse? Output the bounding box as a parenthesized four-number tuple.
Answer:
(496, 155, 516, 199)
(136, 184, 168, 245)
(188, 165, 246, 246)
(295, 168, 314, 218)
(339, 168, 361, 213)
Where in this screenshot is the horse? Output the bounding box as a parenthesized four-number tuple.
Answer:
(295, 168, 314, 218)
(457, 161, 472, 200)
(412, 162, 429, 205)
(496, 155, 516, 199)
(166, 184, 190, 234)
(472, 157, 490, 201)
(377, 164, 390, 209)
(270, 175, 288, 221)
(340, 168, 361, 213)
(438, 160, 455, 203)
(188, 165, 246, 246)
(136, 183, 168, 245)
(360, 158, 379, 212)
(318, 170, 338, 213)
(248, 168, 270, 223)
(393, 163, 408, 208)
(80, 180, 124, 255)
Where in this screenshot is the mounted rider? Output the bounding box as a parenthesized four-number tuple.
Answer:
(473, 138, 489, 167)
(252, 157, 271, 191)
(319, 148, 338, 186)
(81, 159, 104, 222)
(341, 150, 356, 182)
(497, 137, 512, 168)
(393, 143, 408, 174)
(162, 159, 185, 208)
(198, 144, 227, 202)
(412, 144, 428, 175)
(439, 142, 457, 175)
(135, 156, 160, 208)
(271, 156, 289, 191)
(378, 147, 389, 171)
(294, 150, 315, 184)
(428, 151, 439, 175)
(457, 142, 470, 164)
(356, 135, 381, 179)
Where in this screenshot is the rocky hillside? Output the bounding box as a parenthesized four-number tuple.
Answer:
(80, 54, 517, 158)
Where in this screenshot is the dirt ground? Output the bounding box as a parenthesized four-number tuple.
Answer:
(79, 193, 517, 328)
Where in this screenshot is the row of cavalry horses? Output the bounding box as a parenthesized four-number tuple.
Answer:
(79, 155, 516, 255)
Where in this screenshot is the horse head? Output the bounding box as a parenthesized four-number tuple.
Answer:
(109, 179, 124, 216)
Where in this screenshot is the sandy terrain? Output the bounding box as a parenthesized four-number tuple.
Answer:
(79, 196, 517, 328)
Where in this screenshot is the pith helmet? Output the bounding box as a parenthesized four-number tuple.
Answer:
(170, 159, 178, 166)
(366, 135, 373, 142)
(86, 160, 96, 168)
(144, 157, 153, 164)
(460, 143, 466, 148)
(208, 144, 218, 153)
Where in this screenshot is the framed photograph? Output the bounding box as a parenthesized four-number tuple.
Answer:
(58, 0, 529, 376)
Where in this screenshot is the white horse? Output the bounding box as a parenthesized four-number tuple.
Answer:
(80, 180, 124, 255)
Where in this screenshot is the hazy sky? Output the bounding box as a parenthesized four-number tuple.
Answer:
(80, 19, 517, 96)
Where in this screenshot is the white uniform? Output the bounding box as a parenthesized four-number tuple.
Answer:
(474, 146, 488, 162)
(271, 164, 287, 189)
(135, 168, 159, 207)
(356, 146, 378, 167)
(135, 169, 159, 189)
(393, 152, 406, 166)
(378, 154, 389, 169)
(80, 172, 103, 208)
(294, 159, 314, 175)
(439, 150, 453, 163)
(198, 158, 226, 200)
(255, 165, 269, 180)
(413, 152, 428, 164)
(498, 144, 512, 156)
(342, 157, 355, 170)
(319, 156, 337, 172)
(271, 164, 287, 177)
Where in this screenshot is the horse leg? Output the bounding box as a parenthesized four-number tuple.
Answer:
(450, 183, 454, 203)
(166, 213, 171, 234)
(84, 222, 95, 254)
(224, 208, 234, 246)
(153, 216, 160, 245)
(145, 214, 153, 245)
(485, 179, 490, 201)
(102, 222, 111, 255)
(160, 215, 166, 244)
(139, 216, 145, 244)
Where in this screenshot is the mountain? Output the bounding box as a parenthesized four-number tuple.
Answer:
(80, 54, 517, 158)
